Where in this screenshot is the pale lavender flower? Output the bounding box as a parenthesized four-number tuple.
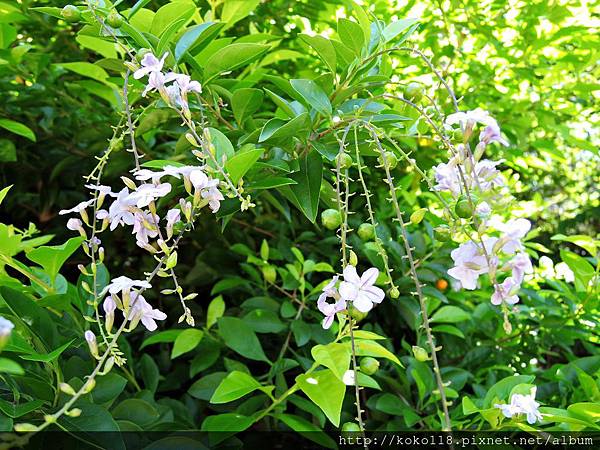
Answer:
(59, 199, 94, 215)
(479, 123, 509, 146)
(317, 276, 346, 329)
(511, 253, 533, 283)
(491, 277, 520, 306)
(475, 201, 491, 218)
(133, 52, 167, 80)
(165, 208, 181, 239)
(190, 169, 209, 190)
(132, 211, 159, 245)
(103, 296, 117, 332)
(445, 108, 497, 129)
(84, 184, 113, 196)
(447, 239, 497, 290)
(107, 276, 151, 295)
(338, 266, 385, 313)
(201, 180, 224, 213)
(66, 218, 83, 231)
(432, 161, 461, 196)
(495, 389, 542, 424)
(474, 159, 504, 191)
(98, 188, 137, 230)
(127, 183, 172, 208)
(127, 292, 167, 332)
(495, 218, 531, 254)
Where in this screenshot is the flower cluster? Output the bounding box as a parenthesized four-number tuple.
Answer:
(434, 110, 533, 309)
(317, 265, 385, 329)
(60, 163, 224, 333)
(495, 388, 543, 424)
(134, 52, 201, 115)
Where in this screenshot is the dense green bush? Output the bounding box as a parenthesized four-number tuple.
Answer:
(0, 1, 598, 448)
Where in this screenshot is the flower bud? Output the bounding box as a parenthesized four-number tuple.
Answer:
(410, 208, 427, 225)
(434, 225, 452, 242)
(349, 250, 358, 267)
(357, 223, 375, 241)
(103, 297, 116, 333)
(412, 345, 429, 362)
(59, 383, 76, 396)
(84, 330, 98, 358)
(321, 209, 342, 230)
(389, 287, 400, 299)
(65, 408, 81, 417)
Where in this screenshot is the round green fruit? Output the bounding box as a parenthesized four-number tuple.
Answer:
(455, 194, 478, 218)
(341, 422, 361, 436)
(61, 5, 81, 23)
(434, 225, 451, 242)
(106, 11, 123, 28)
(360, 357, 380, 375)
(405, 82, 424, 102)
(389, 287, 400, 299)
(378, 151, 398, 170)
(321, 209, 342, 230)
(336, 152, 353, 170)
(357, 223, 375, 241)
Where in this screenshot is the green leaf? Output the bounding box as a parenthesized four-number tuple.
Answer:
(59, 62, 109, 84)
(299, 35, 336, 74)
(156, 18, 186, 57)
(430, 305, 470, 323)
(112, 399, 160, 428)
(0, 119, 36, 142)
(19, 339, 74, 363)
(90, 373, 128, 405)
(174, 22, 225, 62)
(247, 176, 297, 190)
(204, 43, 269, 77)
(217, 317, 269, 362)
(171, 329, 204, 359)
(258, 113, 310, 143)
(0, 358, 24, 375)
(0, 185, 11, 206)
(275, 413, 336, 448)
(210, 370, 272, 404)
(353, 340, 402, 366)
(225, 148, 264, 184)
(560, 249, 595, 292)
(221, 0, 261, 28)
(127, 0, 151, 19)
(483, 375, 535, 408)
(26, 237, 84, 282)
(206, 295, 225, 329)
(296, 369, 345, 426)
(311, 343, 351, 380)
(432, 324, 465, 339)
(231, 88, 264, 125)
(337, 18, 364, 56)
(140, 329, 183, 349)
(551, 234, 597, 256)
(207, 127, 235, 166)
(290, 79, 332, 116)
(59, 404, 124, 450)
(280, 151, 322, 223)
(201, 413, 253, 432)
(150, 1, 195, 36)
(382, 18, 419, 43)
(567, 403, 600, 422)
(0, 399, 43, 418)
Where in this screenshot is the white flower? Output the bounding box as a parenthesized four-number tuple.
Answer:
(0, 317, 14, 337)
(84, 184, 113, 196)
(474, 159, 504, 192)
(107, 276, 151, 295)
(132, 211, 159, 245)
(495, 218, 531, 254)
(59, 199, 94, 215)
(338, 266, 385, 313)
(169, 73, 202, 95)
(190, 169, 209, 190)
(133, 52, 167, 79)
(342, 369, 356, 386)
(447, 240, 496, 290)
(511, 253, 533, 283)
(66, 218, 83, 231)
(127, 183, 172, 208)
(98, 188, 137, 231)
(495, 388, 542, 424)
(445, 108, 497, 129)
(555, 262, 575, 283)
(201, 179, 224, 213)
(491, 277, 520, 306)
(317, 276, 346, 329)
(165, 208, 181, 239)
(127, 292, 167, 332)
(432, 161, 461, 196)
(475, 201, 491, 218)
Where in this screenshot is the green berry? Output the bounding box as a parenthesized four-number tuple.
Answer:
(321, 209, 342, 230)
(106, 11, 123, 28)
(455, 194, 478, 219)
(377, 151, 398, 170)
(434, 225, 451, 242)
(360, 357, 380, 375)
(412, 345, 429, 362)
(357, 223, 375, 241)
(341, 422, 361, 437)
(389, 287, 400, 299)
(348, 250, 358, 267)
(61, 5, 81, 23)
(405, 82, 424, 102)
(336, 152, 353, 170)
(452, 128, 464, 143)
(261, 265, 277, 284)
